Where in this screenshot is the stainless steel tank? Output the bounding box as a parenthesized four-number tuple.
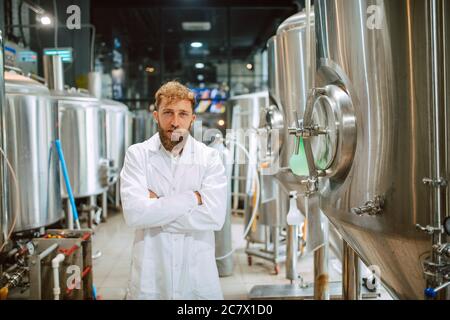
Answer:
(274, 11, 315, 192)
(262, 11, 334, 255)
(100, 99, 129, 183)
(43, 55, 110, 199)
(125, 111, 134, 151)
(229, 92, 272, 243)
(4, 71, 63, 231)
(56, 89, 109, 198)
(132, 109, 155, 144)
(305, 0, 450, 299)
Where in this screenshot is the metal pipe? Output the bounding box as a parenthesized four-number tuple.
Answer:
(0, 31, 8, 252)
(38, 243, 59, 260)
(305, 0, 314, 91)
(102, 191, 108, 220)
(66, 199, 73, 230)
(88, 71, 102, 99)
(314, 244, 329, 299)
(429, 0, 447, 295)
(89, 196, 96, 228)
(43, 55, 64, 91)
(314, 217, 330, 300)
(115, 181, 120, 208)
(342, 240, 360, 300)
(285, 225, 298, 283)
(273, 226, 280, 262)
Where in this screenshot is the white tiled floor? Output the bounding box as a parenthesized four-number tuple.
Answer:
(91, 209, 354, 300)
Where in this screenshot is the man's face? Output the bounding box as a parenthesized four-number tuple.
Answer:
(153, 98, 196, 151)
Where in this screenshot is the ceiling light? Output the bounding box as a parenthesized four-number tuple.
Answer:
(191, 42, 203, 48)
(218, 120, 225, 127)
(39, 15, 52, 25)
(246, 63, 253, 70)
(145, 67, 155, 73)
(195, 63, 205, 69)
(182, 22, 211, 31)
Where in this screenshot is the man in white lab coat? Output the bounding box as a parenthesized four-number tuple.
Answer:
(120, 81, 227, 300)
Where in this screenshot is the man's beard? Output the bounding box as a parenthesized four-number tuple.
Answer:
(158, 126, 189, 153)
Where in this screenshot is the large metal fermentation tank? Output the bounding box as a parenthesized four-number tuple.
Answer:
(264, 11, 346, 261)
(100, 99, 129, 181)
(132, 109, 156, 144)
(4, 72, 62, 232)
(229, 92, 287, 242)
(57, 90, 108, 198)
(125, 111, 134, 151)
(308, 0, 450, 299)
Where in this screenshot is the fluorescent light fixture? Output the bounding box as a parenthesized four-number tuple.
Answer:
(44, 47, 73, 63)
(40, 15, 52, 25)
(195, 63, 205, 69)
(246, 63, 253, 70)
(197, 74, 205, 81)
(191, 42, 203, 48)
(182, 22, 211, 31)
(145, 67, 155, 73)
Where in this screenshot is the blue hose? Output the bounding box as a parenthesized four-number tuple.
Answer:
(55, 140, 79, 225)
(92, 284, 97, 300)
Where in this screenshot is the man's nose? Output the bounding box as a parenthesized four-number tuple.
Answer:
(171, 114, 180, 128)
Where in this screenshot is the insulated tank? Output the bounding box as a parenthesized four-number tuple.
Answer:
(4, 71, 62, 231)
(132, 109, 156, 144)
(305, 0, 450, 299)
(56, 89, 109, 198)
(101, 99, 129, 184)
(262, 11, 343, 257)
(44, 56, 110, 199)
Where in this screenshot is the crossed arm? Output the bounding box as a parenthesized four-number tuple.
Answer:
(120, 146, 227, 232)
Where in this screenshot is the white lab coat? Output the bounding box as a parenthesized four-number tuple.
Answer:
(120, 133, 227, 300)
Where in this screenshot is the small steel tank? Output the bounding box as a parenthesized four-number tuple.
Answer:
(44, 56, 110, 199)
(100, 99, 129, 183)
(56, 89, 108, 198)
(132, 109, 156, 144)
(4, 71, 62, 231)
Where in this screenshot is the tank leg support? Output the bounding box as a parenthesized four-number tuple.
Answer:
(89, 196, 96, 229)
(342, 240, 360, 300)
(67, 199, 74, 230)
(102, 191, 108, 221)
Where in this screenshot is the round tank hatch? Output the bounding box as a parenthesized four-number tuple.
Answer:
(310, 95, 338, 170)
(261, 103, 284, 169)
(304, 84, 356, 181)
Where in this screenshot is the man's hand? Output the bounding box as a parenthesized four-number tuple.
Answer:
(194, 191, 203, 205)
(149, 190, 159, 199)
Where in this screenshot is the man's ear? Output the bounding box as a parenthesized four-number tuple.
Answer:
(153, 110, 159, 124)
(190, 114, 196, 130)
